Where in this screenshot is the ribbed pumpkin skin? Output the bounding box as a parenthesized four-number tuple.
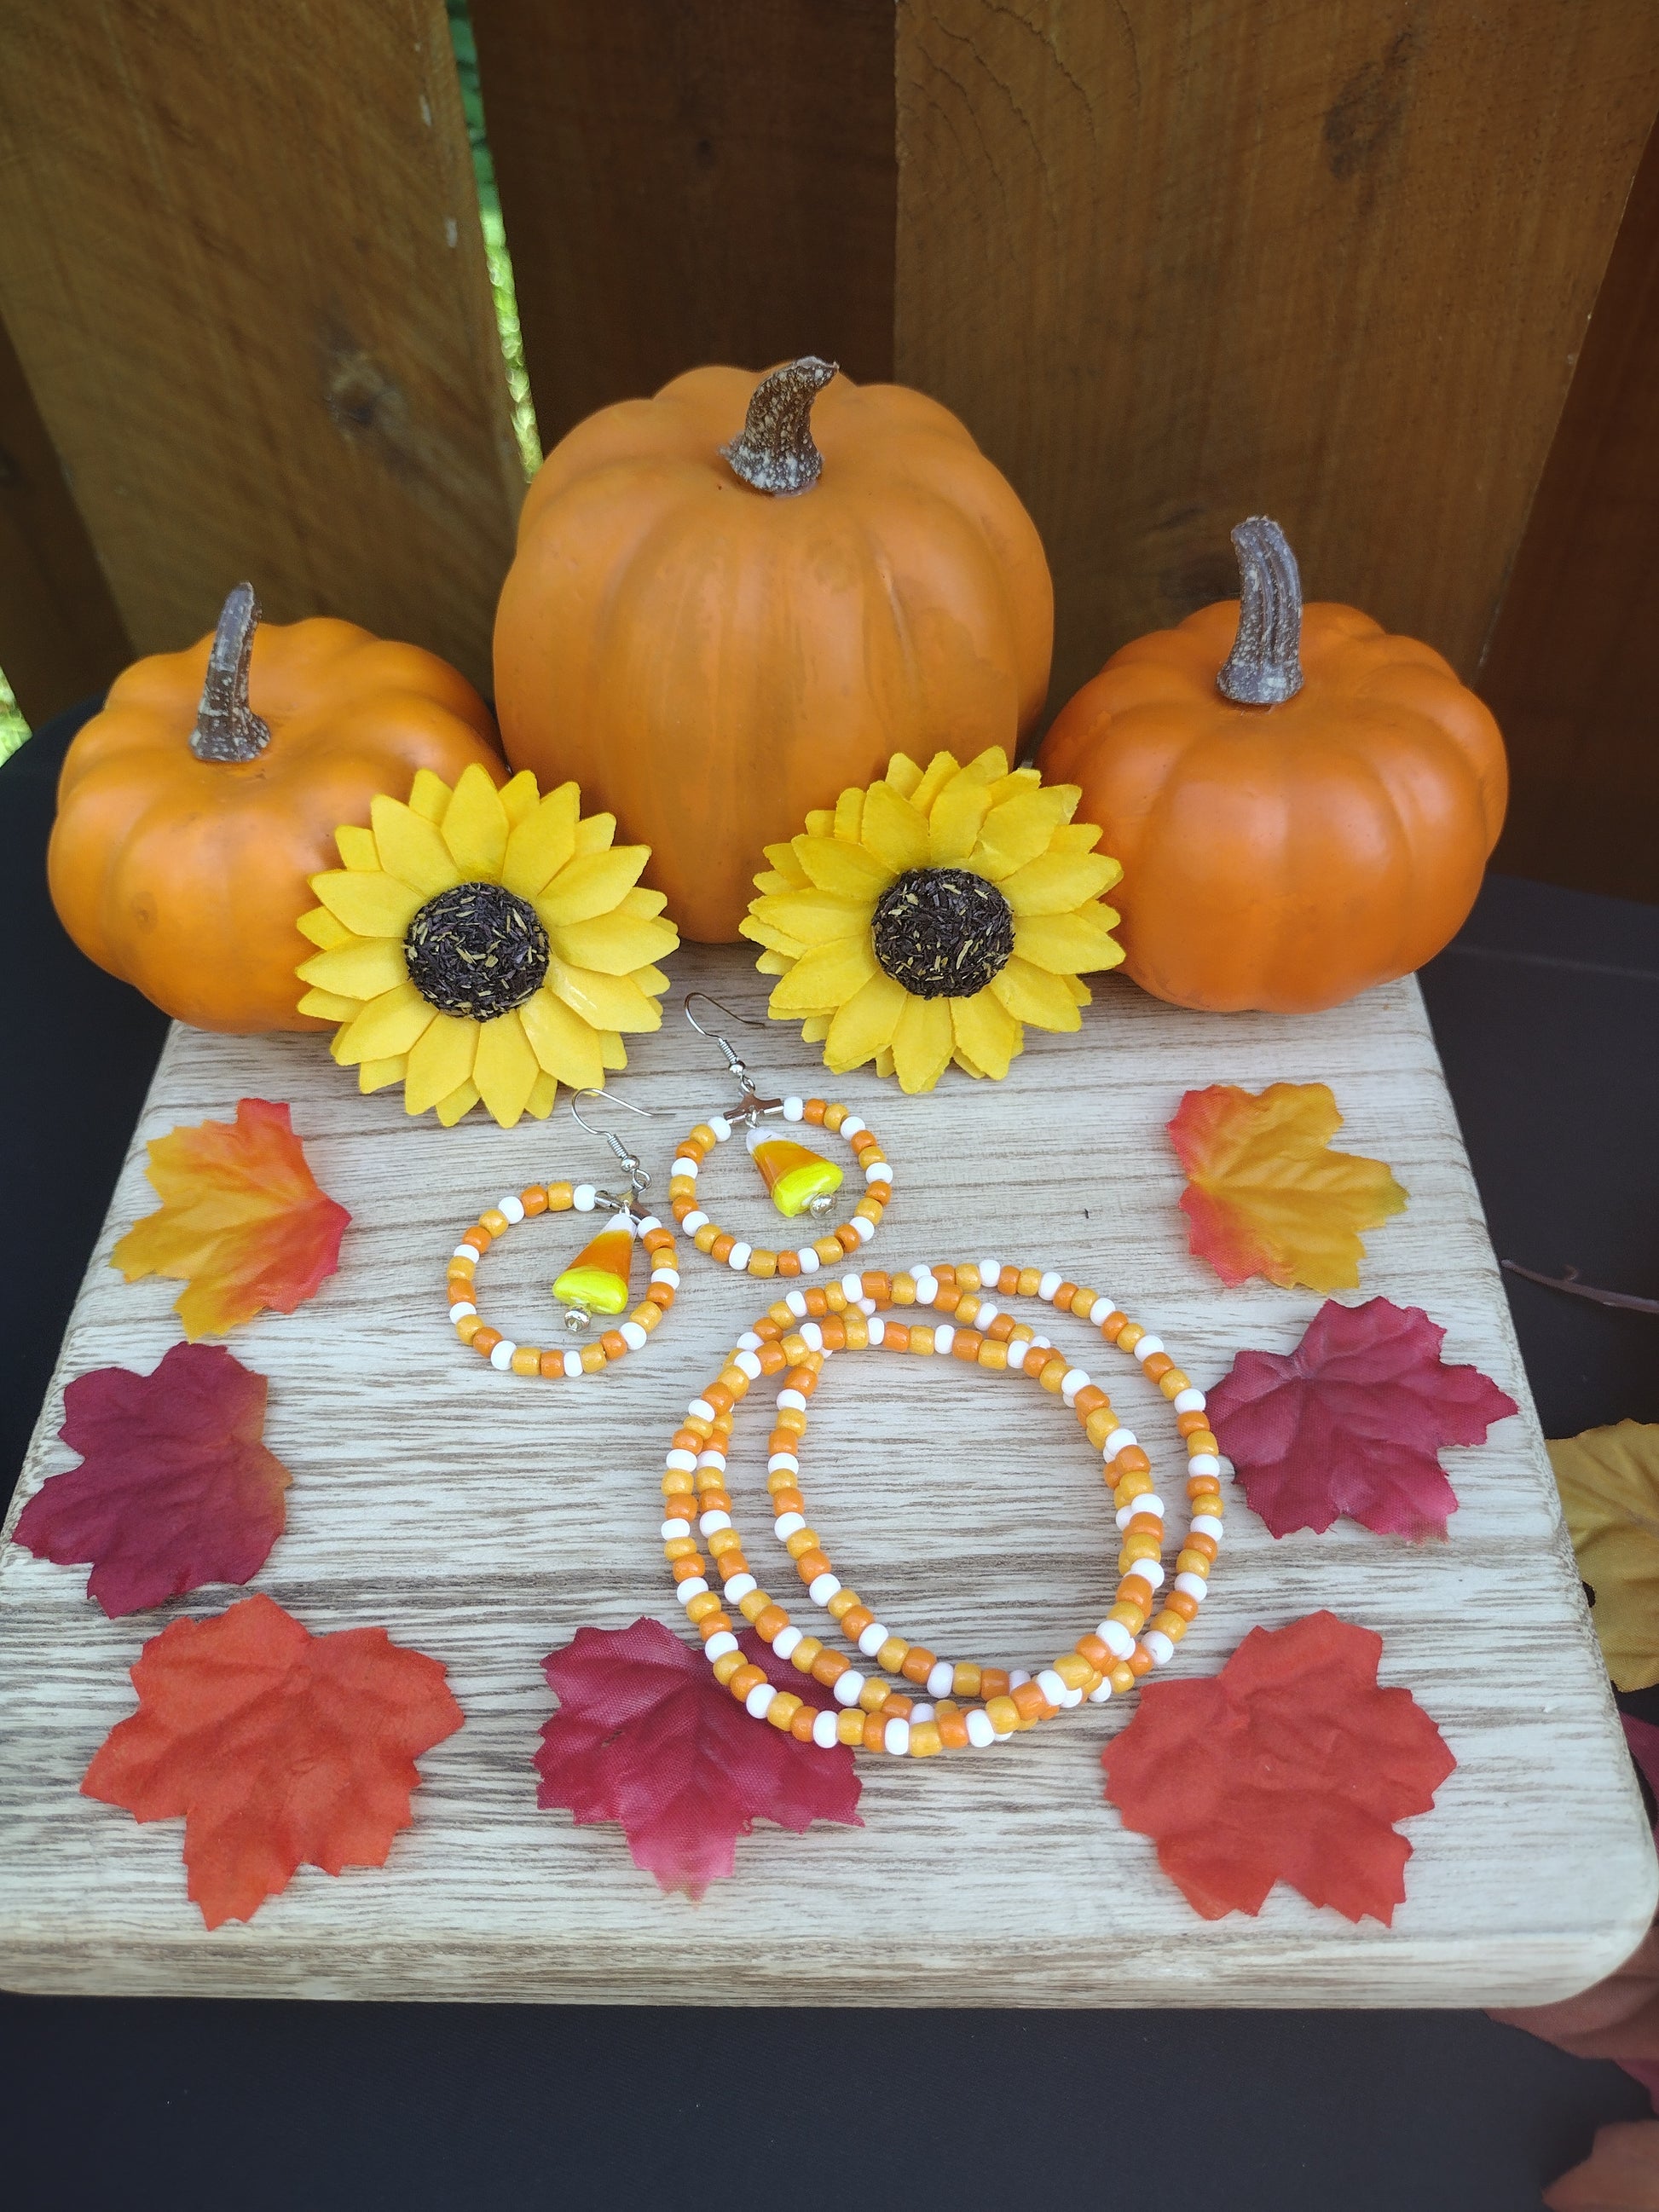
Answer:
(493, 366, 1054, 943)
(1038, 600, 1508, 1014)
(49, 618, 503, 1032)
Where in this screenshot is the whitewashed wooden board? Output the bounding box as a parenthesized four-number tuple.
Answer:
(1, 945, 1651, 2005)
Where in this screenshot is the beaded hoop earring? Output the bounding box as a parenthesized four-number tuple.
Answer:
(669, 994, 893, 1280)
(444, 1093, 680, 1377)
(656, 1264, 1223, 1756)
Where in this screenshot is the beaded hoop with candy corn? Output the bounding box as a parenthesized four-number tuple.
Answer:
(657, 1264, 1223, 1755)
(669, 1096, 893, 1280)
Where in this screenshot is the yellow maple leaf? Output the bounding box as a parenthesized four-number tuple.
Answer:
(1167, 1082, 1408, 1293)
(1549, 1419, 1659, 1692)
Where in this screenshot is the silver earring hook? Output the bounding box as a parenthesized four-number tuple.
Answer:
(682, 991, 783, 1121)
(568, 1086, 668, 1204)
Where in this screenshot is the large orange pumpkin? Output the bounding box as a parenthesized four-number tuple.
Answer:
(1038, 519, 1508, 1014)
(493, 358, 1053, 942)
(49, 586, 504, 1032)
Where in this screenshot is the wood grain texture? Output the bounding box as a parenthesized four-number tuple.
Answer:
(0, 0, 522, 695)
(0, 314, 130, 725)
(472, 0, 896, 448)
(895, 1, 1659, 713)
(1482, 119, 1659, 903)
(0, 946, 1650, 2005)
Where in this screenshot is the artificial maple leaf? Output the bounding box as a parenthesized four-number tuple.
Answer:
(535, 1617, 861, 1898)
(112, 1097, 350, 1338)
(1206, 1297, 1517, 1540)
(1543, 2121, 1659, 2209)
(1549, 1423, 1659, 1692)
(1101, 1609, 1454, 1922)
(1168, 1081, 1407, 1291)
(12, 1342, 289, 1616)
(83, 1592, 462, 1928)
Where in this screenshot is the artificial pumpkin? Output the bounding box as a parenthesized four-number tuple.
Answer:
(49, 586, 505, 1032)
(1037, 518, 1509, 1014)
(493, 357, 1054, 943)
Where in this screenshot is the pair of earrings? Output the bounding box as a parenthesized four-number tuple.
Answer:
(443, 996, 895, 1378)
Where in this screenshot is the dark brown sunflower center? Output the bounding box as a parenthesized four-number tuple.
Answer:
(404, 881, 549, 1019)
(870, 867, 1014, 1000)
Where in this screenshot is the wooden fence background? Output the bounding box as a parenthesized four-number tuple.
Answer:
(1, 1, 1655, 901)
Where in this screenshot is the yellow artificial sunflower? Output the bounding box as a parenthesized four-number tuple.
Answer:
(295, 763, 678, 1128)
(740, 746, 1124, 1093)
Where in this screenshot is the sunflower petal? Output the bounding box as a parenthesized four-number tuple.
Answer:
(526, 1070, 558, 1119)
(761, 840, 811, 885)
(537, 846, 650, 925)
(1000, 849, 1124, 915)
(500, 782, 581, 898)
(552, 912, 679, 974)
(404, 1011, 478, 1114)
(928, 771, 994, 864)
(435, 1078, 480, 1126)
(991, 956, 1084, 1031)
(598, 1031, 627, 1071)
(739, 915, 808, 958)
(358, 1055, 407, 1094)
(297, 937, 408, 1000)
(574, 811, 616, 854)
(891, 993, 954, 1093)
(473, 1011, 540, 1127)
(800, 1014, 831, 1043)
(310, 868, 425, 939)
(951, 987, 1021, 1080)
(793, 834, 892, 901)
(883, 753, 923, 799)
(1014, 910, 1125, 974)
(630, 963, 672, 995)
(499, 770, 540, 828)
(753, 948, 791, 975)
(371, 794, 463, 898)
(408, 769, 452, 823)
(767, 936, 877, 1016)
(859, 783, 930, 875)
(833, 786, 865, 841)
(908, 750, 962, 817)
(297, 987, 362, 1023)
(749, 888, 870, 946)
(440, 763, 510, 876)
(333, 980, 436, 1064)
(519, 987, 606, 1089)
(297, 906, 353, 950)
(620, 885, 669, 918)
(973, 787, 1078, 878)
(804, 808, 836, 838)
(824, 971, 907, 1069)
(548, 958, 663, 1032)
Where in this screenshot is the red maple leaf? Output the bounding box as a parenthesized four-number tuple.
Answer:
(1205, 1297, 1517, 1540)
(535, 1617, 862, 1898)
(13, 1343, 290, 1616)
(1101, 1610, 1455, 1923)
(83, 1592, 463, 1927)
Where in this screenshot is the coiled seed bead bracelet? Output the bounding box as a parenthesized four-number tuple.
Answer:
(444, 1187, 680, 1377)
(668, 1098, 893, 1279)
(658, 1267, 1225, 1756)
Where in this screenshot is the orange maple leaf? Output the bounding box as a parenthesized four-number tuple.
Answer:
(111, 1098, 350, 1337)
(1168, 1082, 1407, 1293)
(83, 1592, 463, 1927)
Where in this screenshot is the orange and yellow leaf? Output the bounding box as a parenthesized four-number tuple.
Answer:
(1550, 1420, 1659, 1692)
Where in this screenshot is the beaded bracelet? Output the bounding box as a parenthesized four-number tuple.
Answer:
(445, 1184, 680, 1377)
(657, 1266, 1224, 1757)
(668, 1097, 893, 1279)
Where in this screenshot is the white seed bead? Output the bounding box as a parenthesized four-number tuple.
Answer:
(1009, 1669, 1031, 1689)
(448, 1302, 477, 1323)
(1038, 1271, 1063, 1301)
(704, 1632, 738, 1663)
(1030, 1334, 1052, 1351)
(674, 1152, 700, 1176)
(850, 1216, 875, 1242)
(808, 1573, 841, 1605)
(1124, 1560, 1165, 1591)
(724, 1574, 757, 1603)
(777, 1387, 807, 1412)
(494, 1193, 525, 1226)
(676, 1578, 708, 1604)
(1173, 1387, 1206, 1413)
(966, 1708, 997, 1748)
(661, 1518, 691, 1540)
(1100, 1620, 1136, 1660)
(1188, 1453, 1223, 1477)
(1191, 1514, 1224, 1542)
(1117, 1493, 1164, 1528)
(745, 1683, 776, 1719)
(1103, 1428, 1138, 1458)
(858, 1621, 889, 1658)
(572, 1184, 597, 1211)
(858, 1297, 877, 1315)
(732, 1349, 762, 1380)
(927, 1660, 955, 1699)
(698, 1509, 731, 1535)
(1061, 1368, 1090, 1404)
(737, 1331, 763, 1352)
(635, 1216, 661, 1238)
(774, 1511, 806, 1540)
(620, 1322, 648, 1351)
(1037, 1669, 1069, 1709)
(910, 1703, 935, 1725)
(838, 1275, 863, 1304)
(489, 1339, 517, 1369)
(773, 1626, 803, 1660)
(1088, 1677, 1114, 1704)
(1058, 1684, 1084, 1708)
(812, 1709, 841, 1748)
(1135, 1335, 1165, 1361)
(768, 1454, 800, 1478)
(833, 1670, 865, 1706)
(866, 1318, 887, 1347)
(1174, 1572, 1208, 1601)
(976, 1300, 1000, 1328)
(727, 1241, 753, 1271)
(864, 1159, 890, 1182)
(934, 1325, 956, 1354)
(798, 1320, 824, 1351)
(1090, 1296, 1116, 1325)
(1142, 1630, 1176, 1666)
(665, 1447, 697, 1472)
(681, 1209, 709, 1234)
(650, 1267, 680, 1288)
(564, 1350, 584, 1378)
(453, 1245, 480, 1262)
(796, 1246, 820, 1272)
(840, 1114, 866, 1139)
(979, 1258, 1003, 1288)
(782, 1095, 804, 1121)
(777, 1291, 805, 1321)
(709, 1115, 731, 1141)
(884, 1718, 911, 1757)
(910, 1272, 937, 1303)
(686, 1397, 715, 1423)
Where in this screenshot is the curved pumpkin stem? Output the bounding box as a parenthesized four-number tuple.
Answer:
(1216, 517, 1305, 706)
(189, 583, 273, 762)
(720, 357, 837, 495)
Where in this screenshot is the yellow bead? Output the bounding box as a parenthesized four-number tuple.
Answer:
(1109, 1662, 1136, 1695)
(712, 1649, 744, 1684)
(978, 1340, 1008, 1371)
(479, 1208, 509, 1238)
(1159, 1368, 1191, 1397)
(784, 1528, 818, 1559)
(708, 1528, 740, 1555)
(1054, 1652, 1093, 1690)
(909, 1721, 943, 1758)
(737, 1588, 771, 1622)
(510, 1347, 540, 1376)
(766, 1692, 803, 1730)
(789, 1636, 824, 1672)
(876, 1637, 909, 1675)
(952, 1662, 982, 1699)
(685, 1591, 722, 1622)
(858, 1676, 892, 1712)
(892, 1273, 917, 1303)
(663, 1536, 698, 1560)
(1108, 1602, 1146, 1632)
(986, 1695, 1020, 1736)
(826, 1587, 858, 1620)
(832, 1708, 862, 1744)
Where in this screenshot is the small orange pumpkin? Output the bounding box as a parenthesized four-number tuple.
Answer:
(49, 586, 504, 1032)
(1038, 519, 1508, 1014)
(493, 358, 1054, 943)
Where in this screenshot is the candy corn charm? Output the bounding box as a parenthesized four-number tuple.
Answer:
(552, 1212, 636, 1325)
(746, 1125, 844, 1218)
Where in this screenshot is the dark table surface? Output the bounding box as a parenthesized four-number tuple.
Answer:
(3, 705, 1656, 2212)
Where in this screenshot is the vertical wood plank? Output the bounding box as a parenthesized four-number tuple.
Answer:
(472, 0, 896, 448)
(1482, 123, 1659, 904)
(895, 2, 1659, 714)
(0, 315, 130, 725)
(0, 1, 522, 695)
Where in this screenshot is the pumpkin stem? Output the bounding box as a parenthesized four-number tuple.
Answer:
(189, 583, 273, 761)
(720, 357, 837, 495)
(1216, 517, 1305, 706)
